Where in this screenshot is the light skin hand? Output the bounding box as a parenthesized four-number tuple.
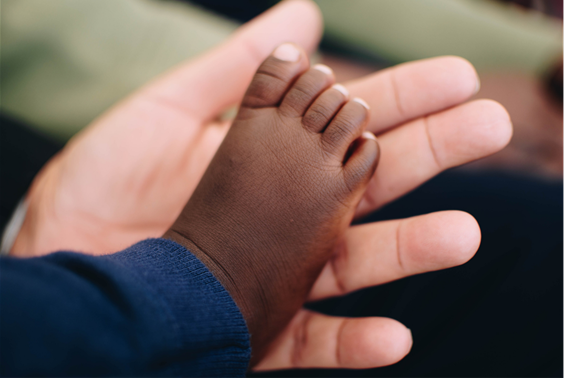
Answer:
(346, 57, 513, 215)
(9, 0, 512, 370)
(12, 0, 323, 256)
(254, 210, 481, 371)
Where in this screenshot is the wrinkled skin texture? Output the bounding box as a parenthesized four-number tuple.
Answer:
(10, 0, 513, 371)
(166, 48, 379, 360)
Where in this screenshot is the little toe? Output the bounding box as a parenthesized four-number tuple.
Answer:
(241, 43, 309, 109)
(321, 97, 370, 160)
(278, 64, 335, 118)
(303, 84, 349, 133)
(343, 131, 380, 191)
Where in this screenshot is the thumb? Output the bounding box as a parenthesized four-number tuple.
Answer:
(143, 0, 323, 121)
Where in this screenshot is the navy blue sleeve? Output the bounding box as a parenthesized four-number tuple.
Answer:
(0, 238, 250, 377)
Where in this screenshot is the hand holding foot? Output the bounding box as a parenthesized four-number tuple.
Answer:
(165, 43, 379, 360)
(10, 1, 512, 369)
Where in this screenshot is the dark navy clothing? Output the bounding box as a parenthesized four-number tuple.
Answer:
(256, 171, 563, 378)
(0, 238, 250, 377)
(2, 115, 562, 377)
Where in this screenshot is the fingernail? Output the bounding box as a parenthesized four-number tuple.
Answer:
(474, 76, 481, 95)
(273, 43, 300, 62)
(362, 131, 377, 141)
(332, 84, 349, 97)
(313, 64, 333, 76)
(353, 97, 370, 110)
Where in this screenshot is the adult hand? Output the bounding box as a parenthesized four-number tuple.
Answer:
(12, 0, 322, 255)
(11, 0, 511, 258)
(10, 0, 512, 370)
(255, 210, 481, 370)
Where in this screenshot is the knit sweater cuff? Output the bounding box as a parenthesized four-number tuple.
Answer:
(106, 238, 250, 376)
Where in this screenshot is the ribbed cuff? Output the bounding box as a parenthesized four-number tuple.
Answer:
(106, 238, 250, 376)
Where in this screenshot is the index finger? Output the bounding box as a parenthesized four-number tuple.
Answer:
(345, 56, 480, 134)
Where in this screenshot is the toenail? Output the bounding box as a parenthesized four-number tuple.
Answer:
(362, 131, 377, 141)
(313, 64, 333, 76)
(353, 97, 370, 110)
(332, 84, 349, 97)
(273, 43, 300, 62)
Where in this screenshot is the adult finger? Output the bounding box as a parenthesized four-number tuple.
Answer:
(142, 0, 323, 121)
(254, 310, 412, 371)
(356, 99, 512, 216)
(345, 56, 480, 134)
(309, 211, 480, 300)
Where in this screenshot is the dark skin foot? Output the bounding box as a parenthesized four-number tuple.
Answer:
(165, 43, 379, 363)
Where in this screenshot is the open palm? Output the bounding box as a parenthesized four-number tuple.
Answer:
(12, 1, 512, 370)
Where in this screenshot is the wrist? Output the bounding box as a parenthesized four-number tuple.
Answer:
(10, 160, 60, 257)
(162, 228, 261, 353)
(163, 228, 251, 314)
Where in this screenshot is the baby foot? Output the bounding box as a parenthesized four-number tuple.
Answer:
(165, 43, 379, 361)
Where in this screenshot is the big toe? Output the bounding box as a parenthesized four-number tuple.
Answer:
(241, 43, 309, 109)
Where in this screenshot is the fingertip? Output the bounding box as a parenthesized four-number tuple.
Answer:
(404, 211, 481, 271)
(376, 320, 413, 367)
(453, 210, 481, 259)
(454, 99, 513, 161)
(432, 211, 481, 266)
(431, 99, 513, 167)
(291, 0, 324, 49)
(434, 56, 480, 98)
(473, 99, 513, 151)
(265, 0, 323, 55)
(474, 74, 481, 95)
(342, 318, 412, 368)
(237, 0, 322, 63)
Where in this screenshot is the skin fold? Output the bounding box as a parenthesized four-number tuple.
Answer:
(9, 1, 512, 370)
(166, 45, 379, 361)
